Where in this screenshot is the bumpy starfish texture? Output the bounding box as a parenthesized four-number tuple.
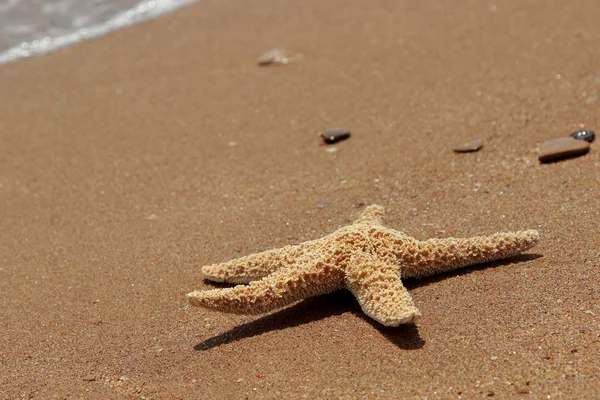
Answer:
(187, 205, 540, 326)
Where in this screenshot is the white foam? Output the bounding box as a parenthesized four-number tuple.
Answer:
(0, 0, 196, 65)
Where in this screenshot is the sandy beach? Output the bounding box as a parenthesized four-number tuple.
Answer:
(1, 0, 599, 398)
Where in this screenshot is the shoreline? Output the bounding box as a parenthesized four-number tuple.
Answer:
(0, 0, 196, 64)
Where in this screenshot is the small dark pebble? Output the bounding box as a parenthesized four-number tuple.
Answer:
(569, 129, 595, 143)
(320, 128, 351, 144)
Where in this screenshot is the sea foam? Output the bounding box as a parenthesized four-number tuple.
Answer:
(0, 0, 196, 64)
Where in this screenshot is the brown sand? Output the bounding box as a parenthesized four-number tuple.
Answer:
(1, 0, 599, 398)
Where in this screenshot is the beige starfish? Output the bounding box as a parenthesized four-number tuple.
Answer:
(187, 205, 539, 326)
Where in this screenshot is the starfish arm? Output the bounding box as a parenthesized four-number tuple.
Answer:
(345, 253, 421, 326)
(201, 244, 308, 284)
(353, 205, 385, 226)
(188, 262, 345, 315)
(401, 230, 540, 278)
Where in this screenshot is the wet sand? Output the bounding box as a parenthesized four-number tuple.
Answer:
(1, 0, 599, 398)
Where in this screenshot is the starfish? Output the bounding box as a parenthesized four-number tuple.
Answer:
(187, 205, 539, 326)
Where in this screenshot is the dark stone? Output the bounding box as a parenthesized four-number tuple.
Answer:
(320, 128, 351, 144)
(569, 129, 595, 143)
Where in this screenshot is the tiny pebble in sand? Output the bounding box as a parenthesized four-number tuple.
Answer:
(453, 139, 483, 153)
(538, 137, 590, 163)
(320, 128, 351, 144)
(569, 129, 595, 143)
(257, 48, 302, 66)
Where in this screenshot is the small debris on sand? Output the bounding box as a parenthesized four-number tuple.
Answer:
(316, 201, 332, 209)
(320, 128, 351, 144)
(569, 129, 595, 143)
(538, 137, 590, 163)
(453, 139, 483, 153)
(257, 48, 303, 66)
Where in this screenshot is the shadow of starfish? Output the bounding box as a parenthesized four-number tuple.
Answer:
(193, 254, 541, 351)
(194, 290, 424, 351)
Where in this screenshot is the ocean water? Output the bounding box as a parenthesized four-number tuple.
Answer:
(0, 0, 196, 64)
